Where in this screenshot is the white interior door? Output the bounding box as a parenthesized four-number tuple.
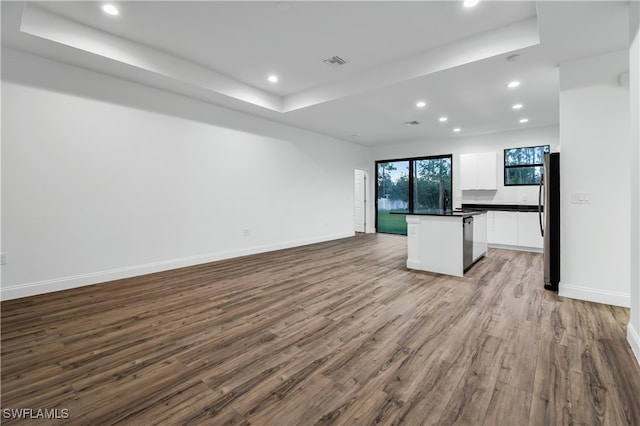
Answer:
(354, 169, 366, 233)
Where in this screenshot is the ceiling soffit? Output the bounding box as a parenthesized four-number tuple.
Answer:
(19, 2, 540, 114)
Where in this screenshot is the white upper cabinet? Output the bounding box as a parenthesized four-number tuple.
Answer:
(459, 152, 497, 190)
(475, 152, 497, 189)
(459, 153, 478, 190)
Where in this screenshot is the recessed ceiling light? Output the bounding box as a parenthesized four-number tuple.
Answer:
(512, 104, 523, 110)
(102, 4, 119, 16)
(416, 101, 427, 108)
(519, 118, 529, 123)
(439, 117, 448, 122)
(453, 128, 461, 132)
(507, 81, 521, 88)
(463, 0, 479, 8)
(268, 75, 278, 83)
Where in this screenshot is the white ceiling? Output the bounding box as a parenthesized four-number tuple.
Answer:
(0, 1, 631, 145)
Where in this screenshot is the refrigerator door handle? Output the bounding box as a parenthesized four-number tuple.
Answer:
(538, 175, 544, 237)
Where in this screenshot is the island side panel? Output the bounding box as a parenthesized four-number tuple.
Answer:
(472, 212, 488, 261)
(406, 215, 464, 277)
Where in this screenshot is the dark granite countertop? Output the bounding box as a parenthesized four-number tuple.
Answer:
(390, 209, 487, 217)
(461, 203, 541, 212)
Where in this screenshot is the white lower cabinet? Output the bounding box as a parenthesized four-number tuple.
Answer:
(486, 211, 494, 243)
(487, 210, 543, 250)
(492, 211, 518, 246)
(472, 213, 487, 261)
(517, 212, 543, 249)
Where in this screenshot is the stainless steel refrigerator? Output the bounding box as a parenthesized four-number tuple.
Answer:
(539, 152, 560, 291)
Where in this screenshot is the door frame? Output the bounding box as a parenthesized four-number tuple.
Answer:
(354, 169, 367, 233)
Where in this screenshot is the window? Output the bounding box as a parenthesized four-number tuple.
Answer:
(376, 155, 452, 235)
(504, 145, 550, 186)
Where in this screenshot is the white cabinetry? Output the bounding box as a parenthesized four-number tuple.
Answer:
(517, 212, 543, 249)
(459, 152, 497, 190)
(406, 215, 464, 277)
(486, 211, 494, 243)
(459, 154, 478, 189)
(406, 213, 487, 277)
(492, 211, 518, 246)
(488, 210, 543, 250)
(472, 213, 488, 261)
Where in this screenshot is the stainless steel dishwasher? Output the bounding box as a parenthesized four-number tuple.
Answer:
(463, 216, 473, 271)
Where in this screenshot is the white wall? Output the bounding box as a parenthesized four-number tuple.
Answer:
(0, 48, 371, 300)
(628, 0, 640, 365)
(559, 50, 631, 308)
(372, 125, 560, 208)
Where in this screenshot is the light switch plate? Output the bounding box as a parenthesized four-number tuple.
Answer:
(571, 192, 591, 204)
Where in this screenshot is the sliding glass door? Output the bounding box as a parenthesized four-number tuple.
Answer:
(376, 155, 452, 235)
(376, 160, 410, 234)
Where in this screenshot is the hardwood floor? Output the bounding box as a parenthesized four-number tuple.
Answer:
(2, 233, 639, 425)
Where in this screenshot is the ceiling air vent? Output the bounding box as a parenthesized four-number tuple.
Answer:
(404, 121, 421, 126)
(323, 56, 348, 67)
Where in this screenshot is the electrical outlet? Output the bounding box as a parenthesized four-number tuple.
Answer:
(1, 252, 7, 265)
(242, 228, 250, 237)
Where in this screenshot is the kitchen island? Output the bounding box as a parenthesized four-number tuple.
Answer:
(393, 210, 487, 277)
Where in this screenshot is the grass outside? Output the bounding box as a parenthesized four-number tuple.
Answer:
(377, 210, 408, 235)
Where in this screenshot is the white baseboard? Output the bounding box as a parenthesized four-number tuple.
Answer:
(628, 322, 640, 367)
(559, 282, 630, 308)
(487, 243, 542, 253)
(0, 232, 354, 301)
(406, 259, 422, 269)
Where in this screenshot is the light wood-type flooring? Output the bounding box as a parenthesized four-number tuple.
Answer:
(2, 233, 639, 425)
